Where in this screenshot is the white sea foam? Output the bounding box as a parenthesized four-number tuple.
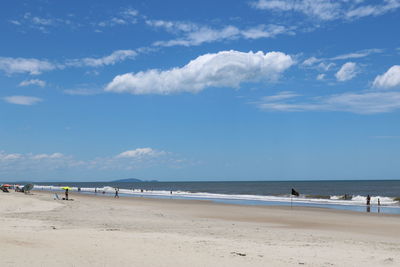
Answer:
(34, 185, 400, 207)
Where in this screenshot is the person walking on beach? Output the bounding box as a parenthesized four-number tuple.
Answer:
(114, 188, 119, 198)
(65, 188, 69, 200)
(366, 195, 371, 206)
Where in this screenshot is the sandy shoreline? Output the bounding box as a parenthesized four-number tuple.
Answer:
(1, 190, 399, 266)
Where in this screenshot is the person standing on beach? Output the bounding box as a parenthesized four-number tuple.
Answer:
(114, 188, 119, 198)
(366, 195, 371, 206)
(65, 188, 69, 200)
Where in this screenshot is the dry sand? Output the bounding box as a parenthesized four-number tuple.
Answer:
(0, 190, 399, 267)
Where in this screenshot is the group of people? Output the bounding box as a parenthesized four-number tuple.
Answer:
(62, 187, 120, 199)
(366, 195, 381, 206)
(89, 187, 171, 197)
(366, 195, 381, 213)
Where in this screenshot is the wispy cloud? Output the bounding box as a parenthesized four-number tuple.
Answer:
(3, 96, 43, 105)
(302, 48, 382, 82)
(66, 49, 137, 67)
(251, 0, 400, 21)
(0, 151, 79, 173)
(19, 79, 46, 87)
(0, 147, 181, 174)
(330, 49, 383, 60)
(251, 0, 341, 20)
(345, 0, 400, 19)
(10, 12, 75, 33)
(11, 8, 139, 33)
(95, 8, 139, 28)
(147, 19, 293, 47)
(105, 50, 294, 94)
(63, 88, 102, 96)
(0, 50, 138, 76)
(256, 90, 400, 114)
(303, 49, 382, 68)
(261, 91, 300, 101)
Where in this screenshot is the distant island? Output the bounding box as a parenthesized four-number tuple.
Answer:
(111, 178, 158, 183)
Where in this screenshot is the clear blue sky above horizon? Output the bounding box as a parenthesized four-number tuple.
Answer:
(1, 0, 400, 182)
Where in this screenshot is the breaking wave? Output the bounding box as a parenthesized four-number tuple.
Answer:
(34, 185, 399, 207)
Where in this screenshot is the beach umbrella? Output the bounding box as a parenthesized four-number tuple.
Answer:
(2, 184, 12, 187)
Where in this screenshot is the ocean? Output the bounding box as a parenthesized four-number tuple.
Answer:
(33, 180, 400, 214)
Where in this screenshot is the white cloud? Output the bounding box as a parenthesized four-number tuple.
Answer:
(373, 65, 400, 89)
(89, 148, 174, 171)
(3, 96, 43, 105)
(318, 62, 335, 71)
(0, 57, 55, 75)
(31, 16, 54, 26)
(146, 20, 197, 33)
(0, 152, 22, 160)
(335, 62, 358, 82)
(251, 0, 400, 21)
(66, 50, 137, 67)
(116, 148, 166, 158)
(121, 8, 139, 17)
(31, 153, 64, 160)
(316, 74, 325, 80)
(105, 50, 294, 95)
(256, 90, 400, 114)
(19, 79, 46, 87)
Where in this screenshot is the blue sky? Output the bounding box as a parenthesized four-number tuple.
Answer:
(1, 0, 400, 181)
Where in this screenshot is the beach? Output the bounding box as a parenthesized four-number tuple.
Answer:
(0, 191, 399, 267)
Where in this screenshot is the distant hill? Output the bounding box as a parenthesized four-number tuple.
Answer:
(111, 178, 158, 183)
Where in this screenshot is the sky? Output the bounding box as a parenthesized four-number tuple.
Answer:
(1, 0, 400, 182)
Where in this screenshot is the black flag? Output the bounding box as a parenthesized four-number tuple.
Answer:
(291, 188, 299, 196)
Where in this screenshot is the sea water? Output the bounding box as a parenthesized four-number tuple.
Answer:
(33, 180, 400, 214)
